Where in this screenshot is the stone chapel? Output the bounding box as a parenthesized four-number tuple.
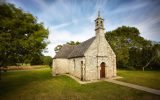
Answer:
(52, 12, 117, 81)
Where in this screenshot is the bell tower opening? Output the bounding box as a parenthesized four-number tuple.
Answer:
(95, 11, 105, 36)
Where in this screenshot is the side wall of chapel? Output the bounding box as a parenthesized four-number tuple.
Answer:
(68, 57, 85, 79)
(52, 58, 69, 74)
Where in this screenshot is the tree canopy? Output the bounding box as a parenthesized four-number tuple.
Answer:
(106, 26, 160, 70)
(0, 3, 49, 67)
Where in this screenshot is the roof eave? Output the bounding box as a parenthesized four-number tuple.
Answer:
(68, 56, 85, 59)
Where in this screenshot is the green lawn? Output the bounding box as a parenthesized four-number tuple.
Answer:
(0, 68, 159, 100)
(117, 70, 160, 89)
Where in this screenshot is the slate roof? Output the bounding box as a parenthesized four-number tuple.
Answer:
(54, 44, 75, 58)
(54, 36, 96, 59)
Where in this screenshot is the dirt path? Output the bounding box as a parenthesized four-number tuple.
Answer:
(106, 79, 160, 95)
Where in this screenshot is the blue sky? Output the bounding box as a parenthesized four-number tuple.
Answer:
(7, 0, 160, 57)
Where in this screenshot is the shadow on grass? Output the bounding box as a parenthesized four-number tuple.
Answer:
(0, 69, 53, 96)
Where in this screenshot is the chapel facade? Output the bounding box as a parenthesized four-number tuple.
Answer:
(52, 12, 117, 81)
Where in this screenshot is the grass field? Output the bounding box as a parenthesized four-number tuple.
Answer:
(117, 70, 160, 89)
(0, 68, 160, 100)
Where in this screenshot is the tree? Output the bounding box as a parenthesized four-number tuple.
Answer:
(0, 3, 49, 68)
(41, 56, 52, 67)
(66, 41, 80, 45)
(54, 45, 63, 53)
(128, 47, 148, 70)
(128, 44, 160, 71)
(142, 44, 160, 71)
(106, 26, 151, 69)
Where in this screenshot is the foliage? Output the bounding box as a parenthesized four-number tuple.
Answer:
(128, 44, 160, 70)
(0, 3, 49, 67)
(54, 41, 80, 53)
(30, 55, 43, 65)
(30, 55, 52, 67)
(106, 26, 152, 69)
(41, 56, 52, 67)
(66, 41, 80, 45)
(54, 45, 63, 53)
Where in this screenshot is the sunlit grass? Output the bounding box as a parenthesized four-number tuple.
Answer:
(0, 68, 159, 100)
(117, 70, 160, 89)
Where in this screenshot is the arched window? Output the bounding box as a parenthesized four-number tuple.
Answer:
(73, 59, 76, 70)
(81, 61, 83, 66)
(96, 21, 98, 26)
(101, 21, 103, 27)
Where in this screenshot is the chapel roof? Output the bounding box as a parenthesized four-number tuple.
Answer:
(54, 44, 75, 58)
(54, 36, 96, 59)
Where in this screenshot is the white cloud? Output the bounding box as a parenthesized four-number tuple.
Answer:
(134, 16, 160, 41)
(43, 26, 95, 57)
(136, 16, 160, 31)
(33, 0, 72, 25)
(52, 22, 71, 30)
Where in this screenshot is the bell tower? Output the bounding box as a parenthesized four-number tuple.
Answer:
(95, 11, 105, 36)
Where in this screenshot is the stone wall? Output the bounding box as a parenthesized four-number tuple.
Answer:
(52, 58, 69, 74)
(68, 57, 85, 79)
(84, 34, 117, 80)
(85, 56, 97, 80)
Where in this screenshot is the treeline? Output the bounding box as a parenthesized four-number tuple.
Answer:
(30, 56, 52, 67)
(106, 26, 160, 70)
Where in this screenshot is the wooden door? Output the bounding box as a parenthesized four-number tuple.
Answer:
(100, 62, 105, 78)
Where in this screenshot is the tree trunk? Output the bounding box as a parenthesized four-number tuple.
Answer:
(0, 67, 1, 80)
(0, 66, 3, 80)
(142, 57, 154, 71)
(142, 62, 150, 71)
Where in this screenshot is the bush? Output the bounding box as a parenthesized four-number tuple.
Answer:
(41, 56, 52, 67)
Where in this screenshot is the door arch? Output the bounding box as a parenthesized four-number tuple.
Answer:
(100, 62, 105, 78)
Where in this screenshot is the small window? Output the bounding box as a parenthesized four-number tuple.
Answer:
(81, 61, 83, 66)
(96, 21, 98, 26)
(74, 59, 76, 70)
(101, 21, 103, 24)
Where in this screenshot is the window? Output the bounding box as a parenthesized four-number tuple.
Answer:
(73, 59, 75, 70)
(81, 61, 83, 66)
(101, 21, 103, 24)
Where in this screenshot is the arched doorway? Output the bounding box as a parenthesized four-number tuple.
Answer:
(100, 62, 105, 78)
